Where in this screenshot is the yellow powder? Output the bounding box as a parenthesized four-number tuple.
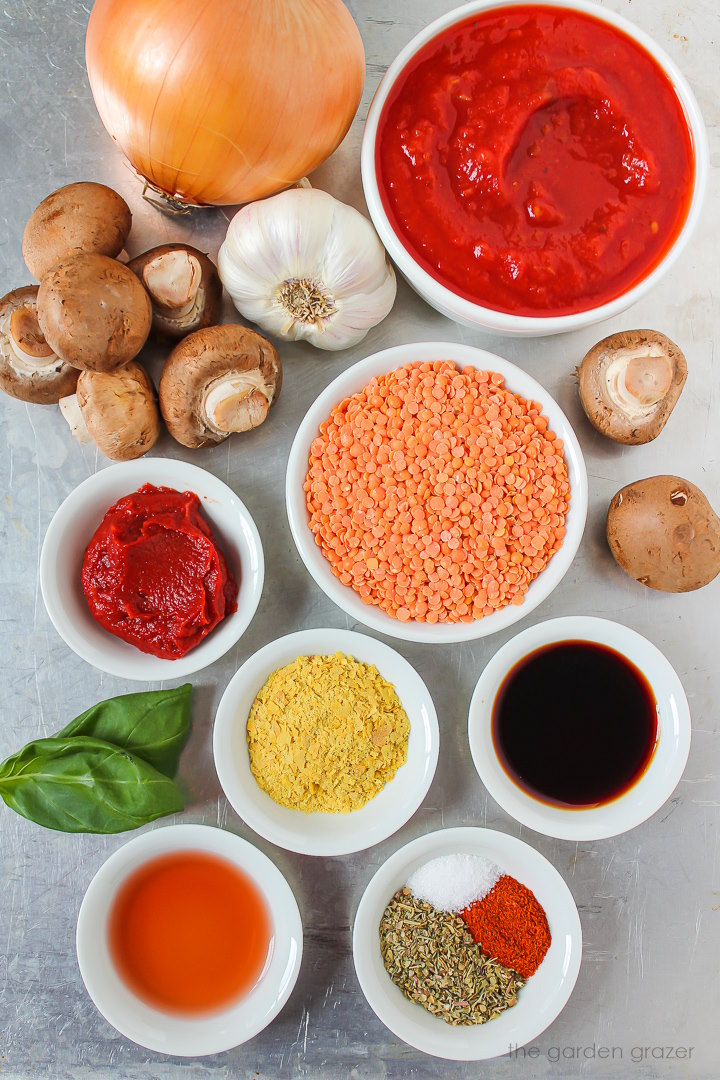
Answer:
(246, 652, 410, 813)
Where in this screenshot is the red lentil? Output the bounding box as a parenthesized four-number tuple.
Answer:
(304, 361, 570, 623)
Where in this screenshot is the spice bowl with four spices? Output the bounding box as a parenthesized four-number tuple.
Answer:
(353, 826, 582, 1060)
(468, 616, 692, 841)
(40, 458, 265, 680)
(213, 627, 439, 856)
(286, 341, 588, 644)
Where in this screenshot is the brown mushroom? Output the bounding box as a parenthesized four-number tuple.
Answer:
(577, 330, 686, 445)
(59, 361, 161, 460)
(37, 254, 152, 372)
(159, 324, 281, 449)
(128, 244, 222, 342)
(0, 286, 79, 404)
(606, 475, 720, 592)
(23, 182, 132, 280)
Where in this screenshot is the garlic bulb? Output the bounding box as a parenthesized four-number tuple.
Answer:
(217, 187, 396, 351)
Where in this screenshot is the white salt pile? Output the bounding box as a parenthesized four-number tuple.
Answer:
(406, 853, 502, 912)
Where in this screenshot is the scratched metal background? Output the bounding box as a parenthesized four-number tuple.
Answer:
(0, 1, 718, 1077)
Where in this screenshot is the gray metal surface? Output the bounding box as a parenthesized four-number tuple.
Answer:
(1, 1, 718, 1076)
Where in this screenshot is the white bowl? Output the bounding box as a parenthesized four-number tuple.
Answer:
(361, 0, 709, 336)
(76, 823, 302, 1056)
(468, 617, 691, 840)
(213, 628, 439, 856)
(286, 342, 587, 644)
(40, 458, 264, 680)
(353, 826, 582, 1060)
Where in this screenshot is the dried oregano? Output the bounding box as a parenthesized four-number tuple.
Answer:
(379, 889, 524, 1026)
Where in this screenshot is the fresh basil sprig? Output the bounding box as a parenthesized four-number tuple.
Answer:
(0, 685, 192, 834)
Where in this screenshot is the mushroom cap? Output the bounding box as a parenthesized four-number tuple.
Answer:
(606, 475, 720, 592)
(77, 360, 161, 461)
(0, 285, 79, 404)
(577, 329, 686, 445)
(37, 253, 152, 372)
(22, 182, 132, 281)
(159, 324, 282, 449)
(127, 244, 223, 343)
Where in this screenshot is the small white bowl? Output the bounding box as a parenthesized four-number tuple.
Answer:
(468, 617, 691, 840)
(286, 341, 587, 644)
(76, 823, 302, 1056)
(40, 458, 264, 680)
(361, 0, 709, 336)
(353, 826, 582, 1060)
(213, 628, 439, 856)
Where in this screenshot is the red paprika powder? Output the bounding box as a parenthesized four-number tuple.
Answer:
(460, 874, 551, 978)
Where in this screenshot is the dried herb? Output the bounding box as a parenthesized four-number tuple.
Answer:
(379, 888, 524, 1026)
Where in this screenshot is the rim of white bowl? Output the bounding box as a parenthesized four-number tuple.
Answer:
(40, 458, 264, 680)
(353, 826, 582, 1060)
(361, 0, 709, 336)
(468, 616, 692, 840)
(213, 627, 440, 856)
(75, 824, 303, 1056)
(286, 341, 588, 643)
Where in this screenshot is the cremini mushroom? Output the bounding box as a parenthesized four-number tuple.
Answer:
(22, 182, 132, 281)
(0, 286, 79, 404)
(606, 475, 720, 592)
(159, 324, 281, 449)
(577, 330, 686, 445)
(37, 253, 152, 372)
(59, 361, 161, 460)
(128, 244, 222, 342)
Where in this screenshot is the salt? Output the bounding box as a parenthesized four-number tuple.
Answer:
(406, 854, 501, 912)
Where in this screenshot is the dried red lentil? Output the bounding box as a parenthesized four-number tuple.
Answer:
(304, 360, 570, 623)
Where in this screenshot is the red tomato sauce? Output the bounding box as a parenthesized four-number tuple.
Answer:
(109, 851, 272, 1014)
(82, 484, 238, 660)
(376, 5, 696, 316)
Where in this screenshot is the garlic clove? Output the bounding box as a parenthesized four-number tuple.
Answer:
(142, 249, 202, 317)
(59, 393, 93, 444)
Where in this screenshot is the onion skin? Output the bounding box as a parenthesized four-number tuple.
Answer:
(85, 0, 365, 207)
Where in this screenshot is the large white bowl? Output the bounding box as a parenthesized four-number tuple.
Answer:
(40, 458, 264, 680)
(286, 342, 587, 644)
(468, 617, 692, 840)
(76, 824, 302, 1056)
(213, 628, 439, 856)
(361, 0, 709, 336)
(353, 827, 582, 1060)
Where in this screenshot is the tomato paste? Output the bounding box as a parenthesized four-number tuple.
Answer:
(376, 5, 695, 316)
(82, 484, 238, 659)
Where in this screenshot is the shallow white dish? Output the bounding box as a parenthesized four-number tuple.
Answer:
(40, 458, 264, 680)
(353, 826, 581, 1060)
(360, 0, 708, 337)
(76, 823, 302, 1057)
(286, 341, 587, 644)
(468, 616, 692, 840)
(213, 627, 439, 856)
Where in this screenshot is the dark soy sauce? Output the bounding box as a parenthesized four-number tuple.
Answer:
(492, 640, 658, 808)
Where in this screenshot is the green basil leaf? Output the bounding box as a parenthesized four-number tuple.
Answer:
(0, 736, 183, 833)
(57, 684, 192, 778)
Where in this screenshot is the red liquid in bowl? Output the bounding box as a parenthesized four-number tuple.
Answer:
(376, 5, 695, 316)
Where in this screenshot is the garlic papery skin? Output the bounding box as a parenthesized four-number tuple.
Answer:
(203, 371, 274, 434)
(217, 187, 397, 351)
(59, 394, 92, 444)
(605, 345, 674, 419)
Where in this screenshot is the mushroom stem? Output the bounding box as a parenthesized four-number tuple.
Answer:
(605, 346, 674, 417)
(142, 250, 202, 317)
(8, 306, 57, 370)
(59, 393, 92, 444)
(203, 372, 272, 433)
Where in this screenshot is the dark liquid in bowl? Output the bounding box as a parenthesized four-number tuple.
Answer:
(492, 640, 658, 807)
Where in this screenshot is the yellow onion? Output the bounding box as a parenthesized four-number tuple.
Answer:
(85, 0, 365, 207)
